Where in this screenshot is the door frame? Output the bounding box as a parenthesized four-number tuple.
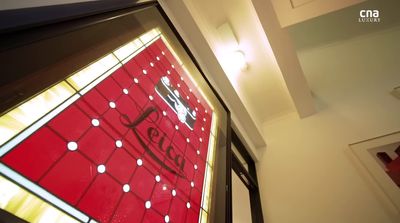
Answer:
(231, 130, 264, 223)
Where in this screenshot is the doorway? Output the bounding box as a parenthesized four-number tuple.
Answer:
(231, 130, 264, 223)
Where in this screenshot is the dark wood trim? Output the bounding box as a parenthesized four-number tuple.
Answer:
(232, 152, 258, 190)
(0, 2, 158, 52)
(226, 116, 233, 223)
(231, 129, 264, 223)
(0, 0, 158, 34)
(232, 131, 254, 167)
(0, 3, 159, 114)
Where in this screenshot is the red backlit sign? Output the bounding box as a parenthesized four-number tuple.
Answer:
(0, 37, 213, 223)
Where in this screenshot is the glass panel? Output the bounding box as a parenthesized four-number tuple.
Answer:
(0, 5, 228, 223)
(232, 143, 249, 171)
(232, 170, 253, 223)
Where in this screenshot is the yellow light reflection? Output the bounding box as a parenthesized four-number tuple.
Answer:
(161, 35, 183, 66)
(113, 39, 144, 63)
(201, 164, 213, 212)
(0, 82, 75, 146)
(0, 176, 79, 223)
(67, 54, 119, 90)
(206, 135, 217, 168)
(139, 28, 161, 46)
(200, 209, 208, 223)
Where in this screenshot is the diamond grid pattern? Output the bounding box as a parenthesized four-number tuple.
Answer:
(1, 38, 212, 223)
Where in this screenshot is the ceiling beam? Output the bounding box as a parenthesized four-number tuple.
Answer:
(251, 0, 316, 118)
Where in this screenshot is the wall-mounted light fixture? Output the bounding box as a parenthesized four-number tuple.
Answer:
(230, 50, 248, 71)
(217, 22, 248, 73)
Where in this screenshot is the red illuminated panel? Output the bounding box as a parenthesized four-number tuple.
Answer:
(1, 38, 212, 223)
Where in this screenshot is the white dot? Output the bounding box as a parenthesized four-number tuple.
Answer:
(123, 184, 130, 192)
(137, 159, 143, 166)
(150, 62, 154, 67)
(162, 185, 167, 191)
(186, 138, 190, 143)
(145, 201, 151, 209)
(205, 110, 208, 113)
(156, 56, 160, 61)
(203, 118, 206, 122)
(194, 164, 198, 170)
(134, 78, 139, 83)
(189, 88, 192, 92)
(115, 140, 123, 148)
(177, 84, 181, 88)
(201, 127, 205, 131)
(175, 125, 179, 130)
(162, 111, 167, 116)
(191, 181, 194, 187)
(197, 99, 200, 103)
(195, 107, 198, 111)
(186, 202, 191, 209)
(97, 165, 106, 173)
(197, 150, 200, 155)
(123, 89, 129, 94)
(162, 51, 165, 55)
(92, 119, 100, 126)
(67, 142, 78, 151)
(199, 138, 203, 142)
(171, 65, 175, 69)
(143, 69, 147, 75)
(186, 96, 190, 100)
(109, 102, 116, 109)
(155, 175, 161, 182)
(149, 95, 154, 100)
(180, 77, 184, 81)
(167, 70, 171, 74)
(164, 215, 170, 223)
(172, 189, 176, 196)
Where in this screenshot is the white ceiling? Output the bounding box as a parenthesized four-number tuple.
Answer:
(183, 0, 329, 125)
(184, 0, 299, 124)
(183, 0, 400, 126)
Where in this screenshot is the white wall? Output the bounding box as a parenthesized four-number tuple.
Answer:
(257, 26, 400, 222)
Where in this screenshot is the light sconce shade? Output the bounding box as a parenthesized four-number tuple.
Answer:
(230, 50, 248, 71)
(217, 22, 248, 73)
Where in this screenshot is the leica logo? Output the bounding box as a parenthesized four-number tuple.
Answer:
(121, 107, 186, 178)
(155, 76, 196, 130)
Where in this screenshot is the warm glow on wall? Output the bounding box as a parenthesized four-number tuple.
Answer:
(228, 50, 248, 71)
(216, 22, 248, 88)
